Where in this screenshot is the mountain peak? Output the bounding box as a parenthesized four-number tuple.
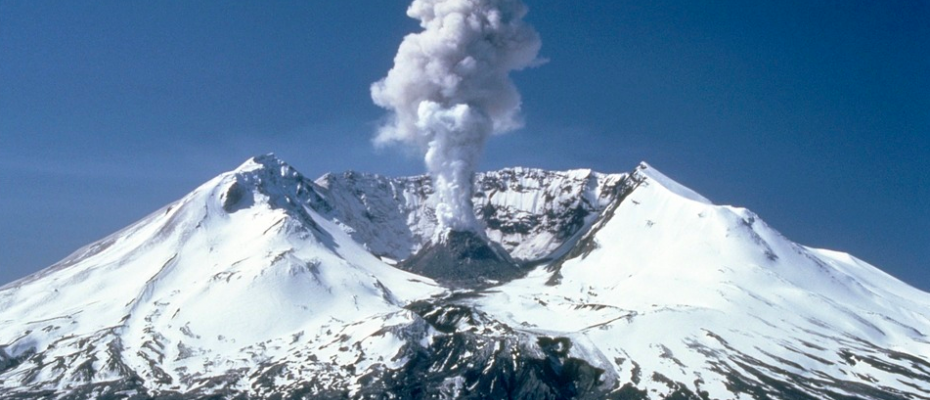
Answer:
(634, 161, 711, 204)
(220, 154, 313, 213)
(233, 153, 297, 177)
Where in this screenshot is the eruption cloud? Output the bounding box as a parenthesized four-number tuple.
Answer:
(371, 0, 542, 236)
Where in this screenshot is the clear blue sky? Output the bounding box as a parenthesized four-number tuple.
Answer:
(1, 1, 927, 290)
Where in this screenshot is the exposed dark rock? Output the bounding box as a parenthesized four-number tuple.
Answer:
(397, 230, 524, 288)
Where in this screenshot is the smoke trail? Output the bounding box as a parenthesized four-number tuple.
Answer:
(371, 0, 541, 236)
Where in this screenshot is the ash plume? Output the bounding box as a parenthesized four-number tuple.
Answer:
(371, 0, 541, 237)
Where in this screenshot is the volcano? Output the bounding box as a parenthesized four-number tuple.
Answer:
(1, 155, 928, 400)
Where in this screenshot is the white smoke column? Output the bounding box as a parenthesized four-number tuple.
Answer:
(371, 0, 541, 236)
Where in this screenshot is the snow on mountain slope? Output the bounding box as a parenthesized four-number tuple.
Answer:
(0, 155, 442, 396)
(1, 156, 929, 400)
(471, 163, 930, 399)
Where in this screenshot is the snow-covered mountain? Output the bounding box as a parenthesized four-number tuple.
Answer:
(1, 154, 928, 399)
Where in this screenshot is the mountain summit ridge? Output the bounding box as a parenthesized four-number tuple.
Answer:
(1, 155, 928, 400)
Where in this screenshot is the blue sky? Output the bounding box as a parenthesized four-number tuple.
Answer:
(1, 1, 927, 290)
